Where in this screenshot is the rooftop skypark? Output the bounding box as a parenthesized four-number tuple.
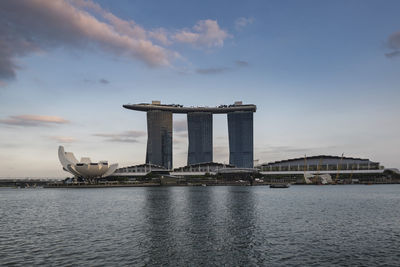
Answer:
(123, 101, 257, 114)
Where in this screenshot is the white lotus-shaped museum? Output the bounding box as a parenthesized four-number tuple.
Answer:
(58, 146, 118, 178)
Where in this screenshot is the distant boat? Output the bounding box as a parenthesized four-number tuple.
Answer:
(270, 184, 290, 188)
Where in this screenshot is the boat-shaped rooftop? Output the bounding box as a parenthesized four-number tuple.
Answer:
(123, 101, 256, 114)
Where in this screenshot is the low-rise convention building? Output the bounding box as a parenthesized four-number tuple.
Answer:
(113, 163, 167, 177)
(257, 155, 381, 172)
(173, 162, 236, 173)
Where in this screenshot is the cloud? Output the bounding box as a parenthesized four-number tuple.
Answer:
(258, 146, 311, 154)
(0, 115, 69, 127)
(213, 146, 229, 162)
(93, 130, 146, 143)
(0, 0, 175, 82)
(196, 67, 230, 75)
(174, 119, 187, 132)
(385, 31, 400, 58)
(175, 132, 188, 138)
(387, 31, 400, 49)
(385, 51, 400, 58)
(83, 78, 110, 84)
(195, 60, 248, 75)
(49, 136, 76, 143)
(99, 78, 109, 84)
(173, 20, 230, 48)
(149, 28, 171, 46)
(235, 17, 254, 31)
(173, 138, 186, 145)
(0, 1, 236, 83)
(235, 60, 249, 67)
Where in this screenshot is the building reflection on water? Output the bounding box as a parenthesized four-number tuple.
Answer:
(141, 186, 260, 266)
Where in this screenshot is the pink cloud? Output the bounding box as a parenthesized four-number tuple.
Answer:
(0, 114, 69, 127)
(0, 0, 233, 82)
(173, 20, 231, 48)
(0, 0, 174, 81)
(49, 136, 76, 143)
(149, 28, 171, 46)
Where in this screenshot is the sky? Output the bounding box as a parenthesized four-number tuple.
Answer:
(0, 0, 400, 178)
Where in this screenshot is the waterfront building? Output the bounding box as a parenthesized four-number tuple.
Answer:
(123, 101, 256, 168)
(58, 146, 118, 179)
(256, 155, 393, 184)
(113, 163, 167, 177)
(146, 110, 172, 169)
(228, 109, 254, 168)
(187, 112, 213, 165)
(173, 162, 235, 173)
(257, 155, 381, 172)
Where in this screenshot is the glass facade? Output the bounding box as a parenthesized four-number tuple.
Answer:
(259, 157, 380, 171)
(228, 111, 254, 168)
(125, 102, 256, 170)
(187, 112, 213, 165)
(146, 111, 173, 169)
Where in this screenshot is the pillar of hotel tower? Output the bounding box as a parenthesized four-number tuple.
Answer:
(146, 110, 173, 169)
(187, 112, 213, 165)
(228, 111, 254, 168)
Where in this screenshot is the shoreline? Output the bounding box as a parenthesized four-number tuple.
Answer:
(42, 182, 400, 189)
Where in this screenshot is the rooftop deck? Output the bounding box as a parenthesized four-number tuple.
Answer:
(123, 103, 257, 113)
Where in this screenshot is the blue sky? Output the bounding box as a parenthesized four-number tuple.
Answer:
(0, 0, 399, 177)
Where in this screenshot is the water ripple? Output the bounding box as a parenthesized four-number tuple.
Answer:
(0, 185, 400, 266)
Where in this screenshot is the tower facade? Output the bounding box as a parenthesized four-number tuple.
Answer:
(146, 110, 172, 169)
(228, 111, 254, 168)
(187, 112, 213, 165)
(123, 101, 256, 169)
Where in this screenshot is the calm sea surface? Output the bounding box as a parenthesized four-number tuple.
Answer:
(1, 185, 399, 266)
